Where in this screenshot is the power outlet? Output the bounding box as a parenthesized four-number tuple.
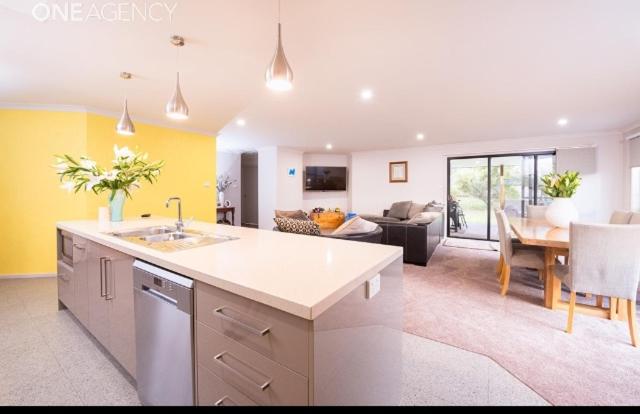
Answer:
(366, 274, 381, 299)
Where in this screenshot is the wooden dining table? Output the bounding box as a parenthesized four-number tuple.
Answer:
(509, 217, 623, 320)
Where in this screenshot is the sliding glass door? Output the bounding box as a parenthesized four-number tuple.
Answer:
(448, 152, 556, 241)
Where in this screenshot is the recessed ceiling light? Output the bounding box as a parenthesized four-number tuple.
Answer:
(417, 133, 425, 141)
(557, 118, 569, 127)
(236, 119, 246, 127)
(360, 89, 374, 101)
(326, 144, 333, 150)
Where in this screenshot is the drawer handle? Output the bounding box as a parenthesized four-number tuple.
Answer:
(73, 243, 86, 250)
(213, 307, 271, 337)
(214, 396, 236, 406)
(214, 352, 272, 391)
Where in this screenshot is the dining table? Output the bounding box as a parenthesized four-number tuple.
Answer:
(508, 217, 625, 320)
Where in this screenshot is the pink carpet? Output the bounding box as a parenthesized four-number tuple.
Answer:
(404, 245, 640, 406)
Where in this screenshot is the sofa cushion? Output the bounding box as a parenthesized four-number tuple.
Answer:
(630, 213, 640, 225)
(408, 203, 427, 219)
(610, 211, 633, 224)
(388, 201, 413, 220)
(275, 210, 310, 221)
(332, 217, 379, 236)
(426, 200, 445, 213)
(407, 212, 442, 225)
(274, 217, 321, 235)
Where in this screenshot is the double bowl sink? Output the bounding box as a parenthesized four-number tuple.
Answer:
(111, 225, 237, 252)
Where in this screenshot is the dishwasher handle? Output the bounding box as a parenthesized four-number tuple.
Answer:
(141, 285, 179, 306)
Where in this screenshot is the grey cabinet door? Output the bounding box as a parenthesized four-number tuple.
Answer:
(72, 236, 89, 327)
(105, 249, 136, 378)
(87, 241, 110, 349)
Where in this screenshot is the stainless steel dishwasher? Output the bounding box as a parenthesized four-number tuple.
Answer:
(133, 260, 195, 406)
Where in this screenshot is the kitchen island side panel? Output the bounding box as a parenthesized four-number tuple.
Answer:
(311, 257, 403, 406)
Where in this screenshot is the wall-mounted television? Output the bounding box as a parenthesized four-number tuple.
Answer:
(304, 166, 348, 192)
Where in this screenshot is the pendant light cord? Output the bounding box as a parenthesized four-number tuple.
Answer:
(278, 0, 281, 23)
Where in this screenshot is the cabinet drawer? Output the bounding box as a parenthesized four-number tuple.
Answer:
(57, 261, 74, 310)
(195, 281, 310, 376)
(198, 365, 257, 407)
(196, 322, 308, 406)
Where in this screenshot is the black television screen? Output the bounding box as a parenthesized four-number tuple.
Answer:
(305, 166, 348, 191)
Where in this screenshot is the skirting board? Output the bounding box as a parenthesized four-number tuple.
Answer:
(0, 274, 56, 280)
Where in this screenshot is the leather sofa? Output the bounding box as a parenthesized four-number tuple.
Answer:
(362, 210, 444, 266)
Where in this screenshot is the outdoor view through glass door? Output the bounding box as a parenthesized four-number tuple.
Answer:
(448, 152, 556, 241)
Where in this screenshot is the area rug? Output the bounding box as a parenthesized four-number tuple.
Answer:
(443, 238, 495, 251)
(403, 245, 640, 406)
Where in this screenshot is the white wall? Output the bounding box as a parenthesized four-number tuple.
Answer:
(216, 151, 242, 225)
(302, 153, 351, 213)
(257, 147, 304, 230)
(258, 147, 278, 230)
(277, 148, 304, 211)
(351, 132, 625, 222)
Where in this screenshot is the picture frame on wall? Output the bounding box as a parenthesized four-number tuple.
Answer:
(389, 161, 408, 183)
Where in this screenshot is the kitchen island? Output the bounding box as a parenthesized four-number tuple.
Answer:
(56, 217, 404, 406)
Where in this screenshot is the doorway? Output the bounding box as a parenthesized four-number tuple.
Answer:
(241, 152, 259, 228)
(447, 152, 556, 241)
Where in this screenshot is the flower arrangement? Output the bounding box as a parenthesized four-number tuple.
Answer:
(55, 145, 164, 200)
(216, 174, 237, 193)
(541, 170, 582, 198)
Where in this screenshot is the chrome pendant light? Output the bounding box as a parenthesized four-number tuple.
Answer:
(116, 72, 135, 136)
(166, 35, 190, 120)
(266, 0, 293, 91)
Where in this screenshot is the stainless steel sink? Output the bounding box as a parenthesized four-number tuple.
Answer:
(110, 226, 238, 252)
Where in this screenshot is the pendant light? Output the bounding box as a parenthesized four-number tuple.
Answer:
(116, 72, 135, 136)
(265, 0, 294, 91)
(165, 35, 190, 120)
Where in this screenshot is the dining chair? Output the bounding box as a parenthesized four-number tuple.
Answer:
(527, 205, 548, 220)
(495, 210, 546, 296)
(610, 211, 633, 224)
(556, 223, 640, 347)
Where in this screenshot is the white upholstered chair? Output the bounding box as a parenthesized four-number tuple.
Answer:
(527, 205, 548, 220)
(495, 210, 545, 296)
(555, 223, 640, 347)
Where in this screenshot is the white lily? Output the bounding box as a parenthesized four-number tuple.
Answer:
(80, 158, 97, 170)
(102, 170, 119, 181)
(55, 162, 69, 172)
(86, 175, 101, 191)
(113, 145, 135, 161)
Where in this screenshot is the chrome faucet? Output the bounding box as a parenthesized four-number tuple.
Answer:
(165, 197, 184, 233)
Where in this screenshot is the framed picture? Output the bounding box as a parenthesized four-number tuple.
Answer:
(389, 161, 408, 183)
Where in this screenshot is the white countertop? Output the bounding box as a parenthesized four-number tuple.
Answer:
(57, 218, 403, 320)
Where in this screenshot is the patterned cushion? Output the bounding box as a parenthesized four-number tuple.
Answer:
(274, 217, 321, 236)
(388, 201, 413, 220)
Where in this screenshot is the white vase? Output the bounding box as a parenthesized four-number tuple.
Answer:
(218, 191, 225, 207)
(545, 197, 579, 229)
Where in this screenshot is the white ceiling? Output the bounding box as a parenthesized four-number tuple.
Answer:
(2, 0, 640, 153)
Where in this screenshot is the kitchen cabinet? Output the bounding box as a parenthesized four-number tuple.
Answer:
(72, 236, 89, 327)
(67, 239, 137, 378)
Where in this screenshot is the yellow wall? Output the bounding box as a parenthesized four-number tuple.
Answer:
(0, 109, 216, 276)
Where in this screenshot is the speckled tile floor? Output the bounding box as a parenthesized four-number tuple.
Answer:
(0, 277, 548, 406)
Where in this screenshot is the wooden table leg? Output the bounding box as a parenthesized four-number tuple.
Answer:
(544, 248, 562, 310)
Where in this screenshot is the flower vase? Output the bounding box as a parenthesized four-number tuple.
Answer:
(218, 191, 225, 207)
(109, 190, 126, 222)
(545, 197, 579, 229)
